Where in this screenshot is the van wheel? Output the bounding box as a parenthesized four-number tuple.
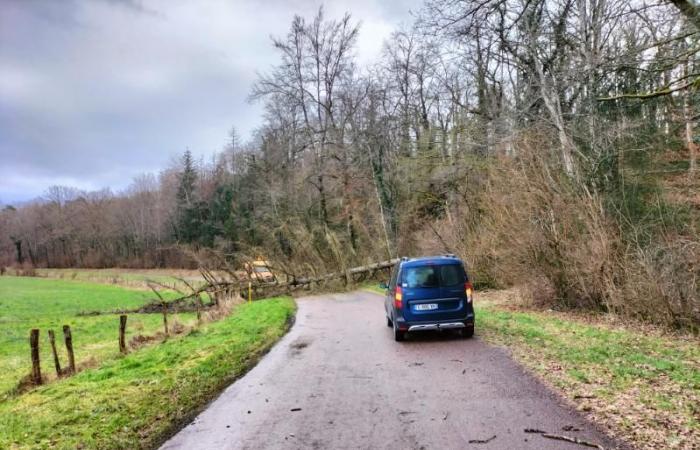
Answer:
(393, 321, 405, 342)
(460, 326, 474, 339)
(386, 316, 393, 327)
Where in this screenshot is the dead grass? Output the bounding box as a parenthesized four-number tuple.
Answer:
(34, 268, 207, 291)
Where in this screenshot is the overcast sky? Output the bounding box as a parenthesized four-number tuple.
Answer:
(0, 0, 417, 204)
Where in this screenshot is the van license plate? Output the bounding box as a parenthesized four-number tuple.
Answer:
(415, 303, 438, 311)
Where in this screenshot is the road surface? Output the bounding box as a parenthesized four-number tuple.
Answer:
(161, 291, 623, 450)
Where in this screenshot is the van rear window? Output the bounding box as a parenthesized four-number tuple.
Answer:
(440, 264, 465, 287)
(402, 264, 465, 288)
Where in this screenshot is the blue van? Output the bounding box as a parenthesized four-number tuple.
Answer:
(381, 255, 475, 341)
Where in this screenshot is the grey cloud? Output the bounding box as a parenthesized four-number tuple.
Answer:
(0, 0, 417, 203)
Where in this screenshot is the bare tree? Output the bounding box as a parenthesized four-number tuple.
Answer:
(251, 7, 359, 229)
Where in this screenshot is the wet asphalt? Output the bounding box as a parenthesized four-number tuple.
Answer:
(160, 290, 625, 450)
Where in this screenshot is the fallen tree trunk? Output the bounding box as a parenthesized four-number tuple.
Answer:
(153, 258, 399, 307)
(79, 258, 400, 316)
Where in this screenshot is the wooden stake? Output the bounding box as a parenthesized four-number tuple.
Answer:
(196, 295, 202, 325)
(162, 301, 169, 336)
(63, 325, 76, 374)
(119, 315, 128, 354)
(148, 284, 168, 336)
(48, 329, 62, 376)
(29, 329, 42, 385)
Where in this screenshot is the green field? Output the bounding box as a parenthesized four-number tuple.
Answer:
(0, 275, 295, 449)
(0, 276, 188, 397)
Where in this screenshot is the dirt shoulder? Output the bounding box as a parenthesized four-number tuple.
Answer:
(476, 288, 700, 450)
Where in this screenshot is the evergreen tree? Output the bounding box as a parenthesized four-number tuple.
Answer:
(175, 150, 200, 243)
(176, 149, 196, 207)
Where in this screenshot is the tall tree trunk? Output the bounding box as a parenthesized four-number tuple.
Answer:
(534, 57, 577, 177)
(684, 57, 697, 174)
(317, 173, 329, 227)
(341, 147, 357, 252)
(13, 239, 23, 264)
(370, 145, 394, 259)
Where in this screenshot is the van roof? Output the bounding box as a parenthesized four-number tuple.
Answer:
(400, 255, 463, 268)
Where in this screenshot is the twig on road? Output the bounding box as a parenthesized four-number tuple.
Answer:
(524, 428, 605, 449)
(468, 435, 496, 444)
(541, 433, 605, 449)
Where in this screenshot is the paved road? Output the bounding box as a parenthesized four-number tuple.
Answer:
(161, 291, 623, 450)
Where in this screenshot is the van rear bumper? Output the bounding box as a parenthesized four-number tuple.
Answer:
(396, 314, 475, 332)
(408, 322, 465, 332)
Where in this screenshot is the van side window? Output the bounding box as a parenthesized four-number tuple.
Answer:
(389, 264, 399, 289)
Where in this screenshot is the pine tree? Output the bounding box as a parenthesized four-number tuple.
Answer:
(176, 149, 196, 207)
(175, 150, 199, 243)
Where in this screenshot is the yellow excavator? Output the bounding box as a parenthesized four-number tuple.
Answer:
(243, 257, 275, 283)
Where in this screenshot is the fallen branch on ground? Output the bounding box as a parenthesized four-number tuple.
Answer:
(468, 435, 496, 444)
(524, 428, 605, 449)
(542, 433, 605, 449)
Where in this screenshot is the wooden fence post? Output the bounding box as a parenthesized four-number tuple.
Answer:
(63, 325, 76, 374)
(196, 295, 202, 325)
(161, 301, 169, 336)
(29, 329, 42, 385)
(119, 315, 128, 354)
(48, 329, 62, 376)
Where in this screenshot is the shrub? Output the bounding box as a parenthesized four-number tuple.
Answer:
(442, 136, 699, 331)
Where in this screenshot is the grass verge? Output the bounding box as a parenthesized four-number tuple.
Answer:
(476, 289, 699, 450)
(0, 296, 296, 449)
(361, 282, 385, 295)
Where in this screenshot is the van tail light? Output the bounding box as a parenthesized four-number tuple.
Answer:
(394, 285, 403, 309)
(465, 281, 474, 303)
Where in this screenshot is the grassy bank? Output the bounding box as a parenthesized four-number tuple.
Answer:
(0, 296, 295, 449)
(476, 290, 699, 450)
(0, 276, 187, 396)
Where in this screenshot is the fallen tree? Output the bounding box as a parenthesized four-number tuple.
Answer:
(80, 258, 400, 316)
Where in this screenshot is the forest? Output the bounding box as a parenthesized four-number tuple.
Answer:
(2, 0, 699, 330)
